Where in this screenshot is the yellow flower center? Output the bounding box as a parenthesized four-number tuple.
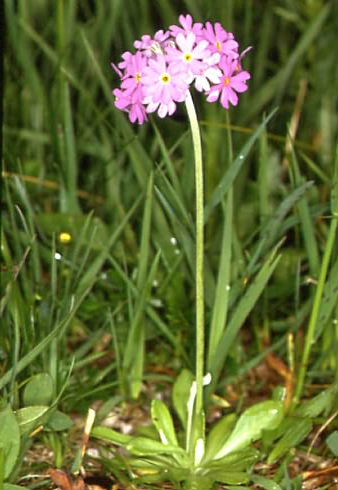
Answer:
(135, 72, 142, 83)
(184, 53, 193, 63)
(224, 77, 231, 86)
(161, 73, 171, 84)
(216, 40, 222, 52)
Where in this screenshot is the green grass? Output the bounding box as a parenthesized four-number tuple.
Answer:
(2, 0, 338, 489)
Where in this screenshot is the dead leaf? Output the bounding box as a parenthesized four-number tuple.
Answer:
(48, 468, 88, 490)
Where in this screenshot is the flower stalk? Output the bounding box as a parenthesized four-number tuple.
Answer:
(185, 90, 205, 418)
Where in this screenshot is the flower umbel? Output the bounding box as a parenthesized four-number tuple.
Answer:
(112, 14, 251, 123)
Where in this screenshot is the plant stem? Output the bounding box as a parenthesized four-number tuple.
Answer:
(185, 91, 205, 417)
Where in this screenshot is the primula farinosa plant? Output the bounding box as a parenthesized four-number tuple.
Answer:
(93, 15, 285, 490)
(112, 14, 250, 123)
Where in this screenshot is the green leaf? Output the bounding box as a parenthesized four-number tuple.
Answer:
(209, 243, 282, 393)
(0, 406, 20, 478)
(126, 436, 187, 457)
(172, 369, 194, 430)
(151, 399, 179, 447)
(46, 410, 73, 431)
(251, 474, 282, 490)
(214, 401, 284, 459)
(294, 386, 336, 418)
(3, 484, 29, 490)
(23, 372, 53, 406)
(212, 471, 250, 485)
(204, 108, 278, 222)
(267, 417, 312, 464)
(15, 406, 49, 434)
(203, 447, 259, 472)
(204, 413, 237, 461)
(0, 288, 90, 391)
(91, 426, 132, 446)
(207, 192, 233, 368)
(326, 431, 338, 457)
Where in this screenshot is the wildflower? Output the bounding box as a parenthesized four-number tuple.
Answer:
(142, 56, 189, 118)
(170, 14, 204, 38)
(113, 87, 148, 124)
(112, 51, 149, 124)
(112, 14, 251, 123)
(166, 32, 209, 75)
(134, 30, 171, 56)
(202, 22, 239, 60)
(207, 58, 251, 109)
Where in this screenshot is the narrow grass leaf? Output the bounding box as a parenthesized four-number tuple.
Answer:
(204, 109, 277, 222)
(267, 417, 312, 464)
(136, 172, 154, 290)
(207, 192, 233, 368)
(290, 148, 319, 275)
(248, 181, 313, 273)
(209, 244, 282, 390)
(315, 260, 338, 339)
(61, 81, 80, 213)
(124, 252, 161, 399)
(274, 3, 330, 104)
(77, 197, 141, 294)
(0, 289, 89, 391)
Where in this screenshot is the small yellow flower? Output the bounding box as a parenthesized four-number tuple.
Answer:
(59, 232, 72, 244)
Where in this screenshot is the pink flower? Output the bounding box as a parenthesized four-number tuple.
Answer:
(111, 14, 251, 123)
(207, 58, 250, 109)
(166, 32, 209, 74)
(142, 56, 189, 117)
(193, 54, 222, 92)
(113, 87, 148, 124)
(202, 22, 239, 60)
(112, 52, 149, 124)
(119, 51, 147, 90)
(166, 32, 222, 92)
(170, 14, 204, 38)
(134, 30, 171, 57)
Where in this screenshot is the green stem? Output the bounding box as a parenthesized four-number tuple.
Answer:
(294, 213, 338, 403)
(185, 91, 205, 417)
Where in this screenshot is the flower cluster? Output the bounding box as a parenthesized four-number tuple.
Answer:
(112, 14, 251, 124)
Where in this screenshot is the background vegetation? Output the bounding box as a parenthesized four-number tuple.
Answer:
(2, 0, 337, 489)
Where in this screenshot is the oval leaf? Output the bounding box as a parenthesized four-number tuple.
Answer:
(0, 405, 20, 478)
(46, 410, 73, 431)
(204, 413, 237, 461)
(214, 401, 284, 459)
(23, 373, 54, 406)
(15, 406, 49, 434)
